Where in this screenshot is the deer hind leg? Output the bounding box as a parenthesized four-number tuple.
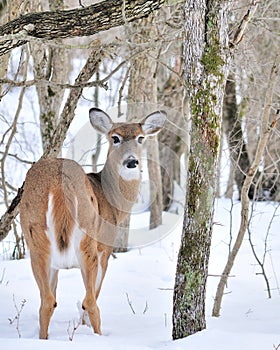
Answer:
(30, 252, 57, 339)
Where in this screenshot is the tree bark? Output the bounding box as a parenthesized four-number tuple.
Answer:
(0, 48, 104, 242)
(172, 0, 231, 340)
(0, 0, 164, 56)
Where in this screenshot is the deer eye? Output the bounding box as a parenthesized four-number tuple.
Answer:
(138, 136, 144, 144)
(112, 135, 121, 145)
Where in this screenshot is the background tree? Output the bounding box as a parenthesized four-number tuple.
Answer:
(158, 52, 187, 212)
(222, 73, 254, 199)
(221, 0, 279, 200)
(31, 0, 71, 151)
(127, 15, 163, 230)
(172, 0, 231, 339)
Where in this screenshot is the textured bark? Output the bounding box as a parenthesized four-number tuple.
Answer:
(0, 0, 165, 56)
(0, 48, 104, 242)
(172, 0, 231, 340)
(0, 0, 8, 97)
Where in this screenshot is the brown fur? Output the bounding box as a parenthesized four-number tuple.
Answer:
(51, 186, 76, 251)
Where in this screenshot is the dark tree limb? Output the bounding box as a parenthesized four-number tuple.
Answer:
(0, 49, 104, 242)
(0, 0, 164, 56)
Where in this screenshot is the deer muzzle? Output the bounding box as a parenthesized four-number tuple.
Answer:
(123, 156, 139, 169)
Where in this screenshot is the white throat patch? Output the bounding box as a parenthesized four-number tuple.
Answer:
(118, 164, 140, 181)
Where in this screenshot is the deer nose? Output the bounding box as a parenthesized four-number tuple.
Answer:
(123, 156, 139, 169)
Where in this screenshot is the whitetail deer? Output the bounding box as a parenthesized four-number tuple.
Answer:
(20, 107, 166, 339)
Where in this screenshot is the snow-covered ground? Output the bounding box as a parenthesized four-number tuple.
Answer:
(0, 199, 279, 349)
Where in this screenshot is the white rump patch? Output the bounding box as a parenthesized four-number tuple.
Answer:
(46, 194, 84, 270)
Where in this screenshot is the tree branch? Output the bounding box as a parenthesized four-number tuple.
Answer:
(229, 1, 259, 47)
(0, 0, 165, 56)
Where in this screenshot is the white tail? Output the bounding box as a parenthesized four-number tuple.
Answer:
(20, 107, 166, 339)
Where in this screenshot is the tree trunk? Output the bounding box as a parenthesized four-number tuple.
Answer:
(114, 13, 164, 252)
(223, 73, 255, 199)
(172, 0, 231, 340)
(31, 0, 70, 151)
(131, 15, 163, 230)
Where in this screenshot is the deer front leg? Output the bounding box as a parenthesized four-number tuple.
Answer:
(82, 290, 101, 335)
(81, 265, 102, 335)
(80, 238, 102, 335)
(39, 293, 57, 339)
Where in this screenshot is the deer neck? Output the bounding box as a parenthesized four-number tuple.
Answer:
(100, 157, 140, 223)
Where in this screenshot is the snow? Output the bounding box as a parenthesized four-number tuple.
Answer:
(0, 198, 279, 349)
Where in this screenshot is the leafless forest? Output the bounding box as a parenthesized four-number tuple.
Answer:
(0, 0, 279, 339)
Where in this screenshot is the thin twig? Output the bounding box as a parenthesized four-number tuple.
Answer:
(143, 301, 148, 314)
(230, 1, 259, 47)
(8, 295, 27, 338)
(126, 292, 135, 314)
(0, 268, 6, 284)
(247, 201, 272, 299)
(117, 65, 130, 118)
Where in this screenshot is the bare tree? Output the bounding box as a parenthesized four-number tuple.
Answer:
(158, 53, 187, 211)
(212, 55, 279, 317)
(228, 1, 279, 200)
(127, 15, 163, 230)
(222, 73, 255, 199)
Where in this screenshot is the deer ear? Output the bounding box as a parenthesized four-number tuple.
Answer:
(89, 108, 113, 134)
(141, 110, 166, 136)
